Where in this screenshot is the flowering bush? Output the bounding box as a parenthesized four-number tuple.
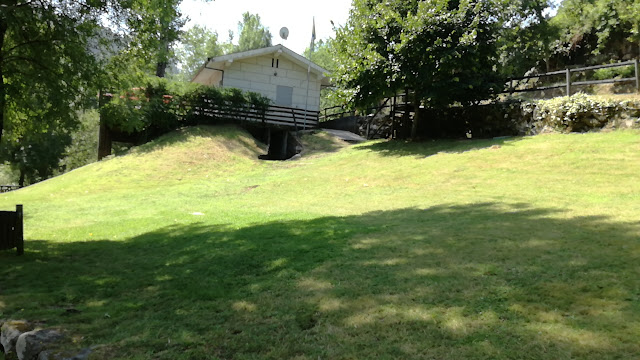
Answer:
(526, 93, 640, 133)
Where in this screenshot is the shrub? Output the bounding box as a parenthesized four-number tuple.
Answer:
(100, 78, 272, 140)
(592, 65, 635, 81)
(526, 94, 640, 133)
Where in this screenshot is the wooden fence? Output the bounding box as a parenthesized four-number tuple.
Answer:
(187, 99, 319, 130)
(319, 60, 640, 129)
(506, 60, 640, 95)
(319, 93, 414, 139)
(0, 205, 23, 255)
(319, 93, 411, 123)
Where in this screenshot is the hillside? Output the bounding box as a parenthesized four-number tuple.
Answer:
(1, 126, 639, 359)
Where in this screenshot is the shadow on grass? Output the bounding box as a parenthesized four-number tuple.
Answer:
(1, 203, 639, 359)
(299, 130, 351, 157)
(358, 136, 524, 158)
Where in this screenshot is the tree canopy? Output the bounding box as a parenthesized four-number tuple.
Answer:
(333, 0, 502, 107)
(125, 0, 186, 77)
(173, 25, 224, 82)
(0, 1, 122, 183)
(550, 0, 640, 65)
(332, 0, 553, 138)
(0, 0, 197, 184)
(236, 12, 272, 52)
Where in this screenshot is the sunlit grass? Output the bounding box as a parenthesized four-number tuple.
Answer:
(1, 126, 639, 359)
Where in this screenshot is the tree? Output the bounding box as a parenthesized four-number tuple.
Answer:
(0, 0, 113, 145)
(497, 0, 557, 74)
(333, 0, 556, 138)
(0, 0, 185, 184)
(173, 25, 223, 82)
(125, 0, 186, 78)
(304, 39, 336, 71)
(550, 0, 640, 65)
(236, 12, 272, 52)
(304, 39, 342, 110)
(334, 0, 509, 138)
(0, 0, 123, 184)
(1, 116, 74, 187)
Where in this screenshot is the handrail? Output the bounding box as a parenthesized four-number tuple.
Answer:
(506, 59, 639, 95)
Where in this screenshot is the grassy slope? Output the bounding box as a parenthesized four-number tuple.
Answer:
(1, 125, 640, 359)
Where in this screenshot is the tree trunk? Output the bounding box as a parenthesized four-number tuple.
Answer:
(18, 170, 25, 188)
(155, 61, 167, 78)
(155, 38, 170, 78)
(0, 19, 8, 145)
(411, 94, 420, 140)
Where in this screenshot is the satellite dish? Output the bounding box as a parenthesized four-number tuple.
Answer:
(279, 27, 289, 40)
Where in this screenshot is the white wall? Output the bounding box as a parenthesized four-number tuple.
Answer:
(220, 55, 322, 112)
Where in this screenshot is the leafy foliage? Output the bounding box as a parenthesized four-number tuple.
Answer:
(236, 12, 273, 52)
(550, 0, 640, 65)
(303, 39, 344, 110)
(125, 0, 187, 77)
(303, 39, 336, 72)
(0, 0, 123, 184)
(528, 93, 640, 133)
(100, 78, 271, 140)
(333, 0, 508, 111)
(173, 25, 223, 82)
(497, 0, 556, 74)
(0, 1, 109, 139)
(592, 64, 635, 81)
(59, 110, 100, 173)
(0, 108, 76, 186)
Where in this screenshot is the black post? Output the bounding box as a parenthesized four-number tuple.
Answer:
(635, 59, 639, 93)
(391, 95, 396, 139)
(16, 204, 23, 255)
(97, 90, 113, 160)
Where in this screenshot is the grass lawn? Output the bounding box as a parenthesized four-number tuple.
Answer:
(1, 125, 639, 359)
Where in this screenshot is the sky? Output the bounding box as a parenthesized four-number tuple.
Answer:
(179, 0, 354, 54)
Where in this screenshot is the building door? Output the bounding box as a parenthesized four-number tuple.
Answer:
(276, 85, 293, 107)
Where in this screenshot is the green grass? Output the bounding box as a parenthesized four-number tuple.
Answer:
(1, 125, 640, 359)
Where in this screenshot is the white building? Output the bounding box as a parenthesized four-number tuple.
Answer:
(192, 44, 330, 112)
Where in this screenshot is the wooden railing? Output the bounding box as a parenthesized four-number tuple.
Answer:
(188, 100, 319, 130)
(506, 60, 640, 95)
(0, 205, 23, 255)
(319, 93, 412, 124)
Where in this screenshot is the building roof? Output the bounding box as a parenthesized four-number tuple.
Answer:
(192, 44, 330, 85)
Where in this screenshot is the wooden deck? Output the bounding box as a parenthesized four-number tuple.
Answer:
(99, 98, 320, 160)
(191, 103, 319, 130)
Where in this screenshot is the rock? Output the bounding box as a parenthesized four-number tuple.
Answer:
(66, 347, 92, 360)
(16, 329, 65, 360)
(37, 347, 92, 360)
(1, 320, 32, 355)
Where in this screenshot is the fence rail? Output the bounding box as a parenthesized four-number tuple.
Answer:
(186, 99, 319, 130)
(0, 205, 23, 255)
(506, 59, 640, 95)
(319, 93, 412, 123)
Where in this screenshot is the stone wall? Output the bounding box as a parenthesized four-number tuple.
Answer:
(0, 319, 91, 360)
(417, 94, 640, 139)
